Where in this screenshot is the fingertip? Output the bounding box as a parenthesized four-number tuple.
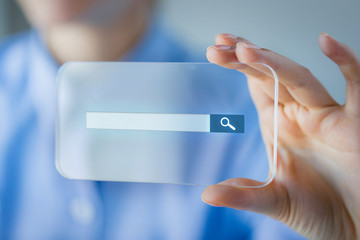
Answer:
(319, 32, 336, 57)
(201, 185, 225, 207)
(215, 33, 231, 40)
(319, 32, 331, 41)
(201, 183, 255, 210)
(215, 33, 233, 45)
(235, 42, 262, 64)
(206, 45, 238, 65)
(202, 184, 240, 208)
(215, 33, 251, 45)
(206, 46, 219, 63)
(319, 32, 347, 57)
(216, 33, 238, 41)
(319, 32, 357, 65)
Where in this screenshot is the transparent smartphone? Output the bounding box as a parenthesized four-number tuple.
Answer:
(56, 62, 278, 187)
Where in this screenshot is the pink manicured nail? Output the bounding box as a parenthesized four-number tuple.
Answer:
(236, 42, 261, 49)
(209, 45, 233, 51)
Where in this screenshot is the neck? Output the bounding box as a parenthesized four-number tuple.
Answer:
(44, 2, 150, 64)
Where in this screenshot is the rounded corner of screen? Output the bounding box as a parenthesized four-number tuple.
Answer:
(55, 156, 73, 180)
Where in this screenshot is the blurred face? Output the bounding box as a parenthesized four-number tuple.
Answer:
(17, 0, 135, 29)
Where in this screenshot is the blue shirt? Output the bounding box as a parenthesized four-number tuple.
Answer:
(0, 21, 305, 240)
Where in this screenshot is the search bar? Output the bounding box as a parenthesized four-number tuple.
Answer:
(86, 112, 244, 133)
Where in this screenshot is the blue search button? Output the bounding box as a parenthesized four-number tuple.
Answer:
(210, 114, 244, 133)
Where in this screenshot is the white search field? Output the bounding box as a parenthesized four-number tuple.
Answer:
(86, 112, 210, 132)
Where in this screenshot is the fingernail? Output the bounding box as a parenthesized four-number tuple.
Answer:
(221, 33, 240, 40)
(321, 32, 332, 39)
(236, 42, 261, 49)
(208, 45, 233, 51)
(218, 180, 240, 187)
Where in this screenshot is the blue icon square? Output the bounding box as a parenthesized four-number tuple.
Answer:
(210, 114, 244, 133)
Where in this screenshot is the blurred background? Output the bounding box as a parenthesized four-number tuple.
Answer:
(1, 0, 359, 103)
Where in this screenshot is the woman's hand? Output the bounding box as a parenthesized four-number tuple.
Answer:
(202, 33, 360, 240)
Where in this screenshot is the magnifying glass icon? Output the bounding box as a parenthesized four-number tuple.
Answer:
(220, 117, 236, 131)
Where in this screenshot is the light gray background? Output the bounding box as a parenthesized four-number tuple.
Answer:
(1, 0, 360, 103)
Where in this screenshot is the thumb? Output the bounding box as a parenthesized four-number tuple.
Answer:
(201, 178, 288, 219)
